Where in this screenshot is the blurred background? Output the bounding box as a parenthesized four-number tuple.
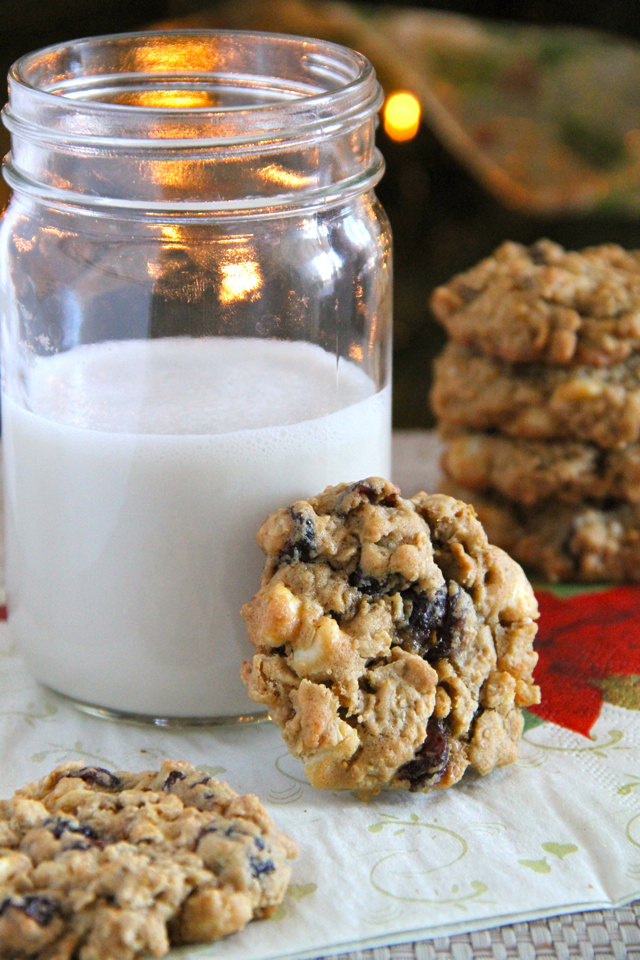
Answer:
(1, 0, 639, 428)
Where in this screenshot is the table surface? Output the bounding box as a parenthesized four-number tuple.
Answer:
(3, 432, 640, 959)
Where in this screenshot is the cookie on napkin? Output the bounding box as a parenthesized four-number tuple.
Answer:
(0, 760, 297, 960)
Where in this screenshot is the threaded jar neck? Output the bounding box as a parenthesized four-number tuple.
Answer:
(2, 30, 384, 216)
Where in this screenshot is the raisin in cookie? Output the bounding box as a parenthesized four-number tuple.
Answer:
(442, 479, 640, 583)
(442, 432, 640, 506)
(0, 760, 297, 960)
(431, 239, 640, 366)
(241, 478, 539, 797)
(432, 341, 640, 449)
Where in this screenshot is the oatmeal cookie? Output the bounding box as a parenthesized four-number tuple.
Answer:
(442, 479, 640, 583)
(432, 341, 640, 448)
(0, 760, 297, 960)
(240, 478, 539, 797)
(442, 432, 640, 506)
(431, 239, 640, 366)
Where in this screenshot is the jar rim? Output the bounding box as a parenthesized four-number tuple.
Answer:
(5, 29, 381, 145)
(3, 30, 384, 214)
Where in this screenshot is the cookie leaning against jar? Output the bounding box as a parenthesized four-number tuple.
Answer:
(432, 341, 640, 448)
(241, 478, 540, 798)
(0, 760, 297, 960)
(431, 238, 640, 366)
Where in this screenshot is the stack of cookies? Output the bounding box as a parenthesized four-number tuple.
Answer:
(430, 238, 640, 582)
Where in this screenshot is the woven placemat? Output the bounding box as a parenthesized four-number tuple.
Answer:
(335, 904, 640, 960)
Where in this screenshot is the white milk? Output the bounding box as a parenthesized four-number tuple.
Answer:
(3, 337, 391, 718)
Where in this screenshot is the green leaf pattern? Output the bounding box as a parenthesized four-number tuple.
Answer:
(519, 843, 578, 873)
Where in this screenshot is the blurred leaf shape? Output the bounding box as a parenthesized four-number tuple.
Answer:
(153, 1, 640, 215)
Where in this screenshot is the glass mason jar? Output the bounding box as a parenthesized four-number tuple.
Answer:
(0, 31, 392, 724)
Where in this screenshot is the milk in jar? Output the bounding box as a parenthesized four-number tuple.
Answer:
(3, 336, 391, 718)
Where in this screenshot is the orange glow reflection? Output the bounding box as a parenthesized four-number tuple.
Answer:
(261, 164, 315, 189)
(220, 257, 262, 303)
(13, 236, 34, 252)
(161, 224, 185, 244)
(133, 40, 214, 75)
(147, 156, 206, 190)
(119, 89, 217, 109)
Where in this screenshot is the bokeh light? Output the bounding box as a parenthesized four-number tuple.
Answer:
(383, 91, 421, 142)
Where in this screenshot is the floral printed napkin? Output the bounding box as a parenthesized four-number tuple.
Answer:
(2, 435, 640, 959)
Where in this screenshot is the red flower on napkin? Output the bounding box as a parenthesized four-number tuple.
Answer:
(529, 586, 640, 738)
